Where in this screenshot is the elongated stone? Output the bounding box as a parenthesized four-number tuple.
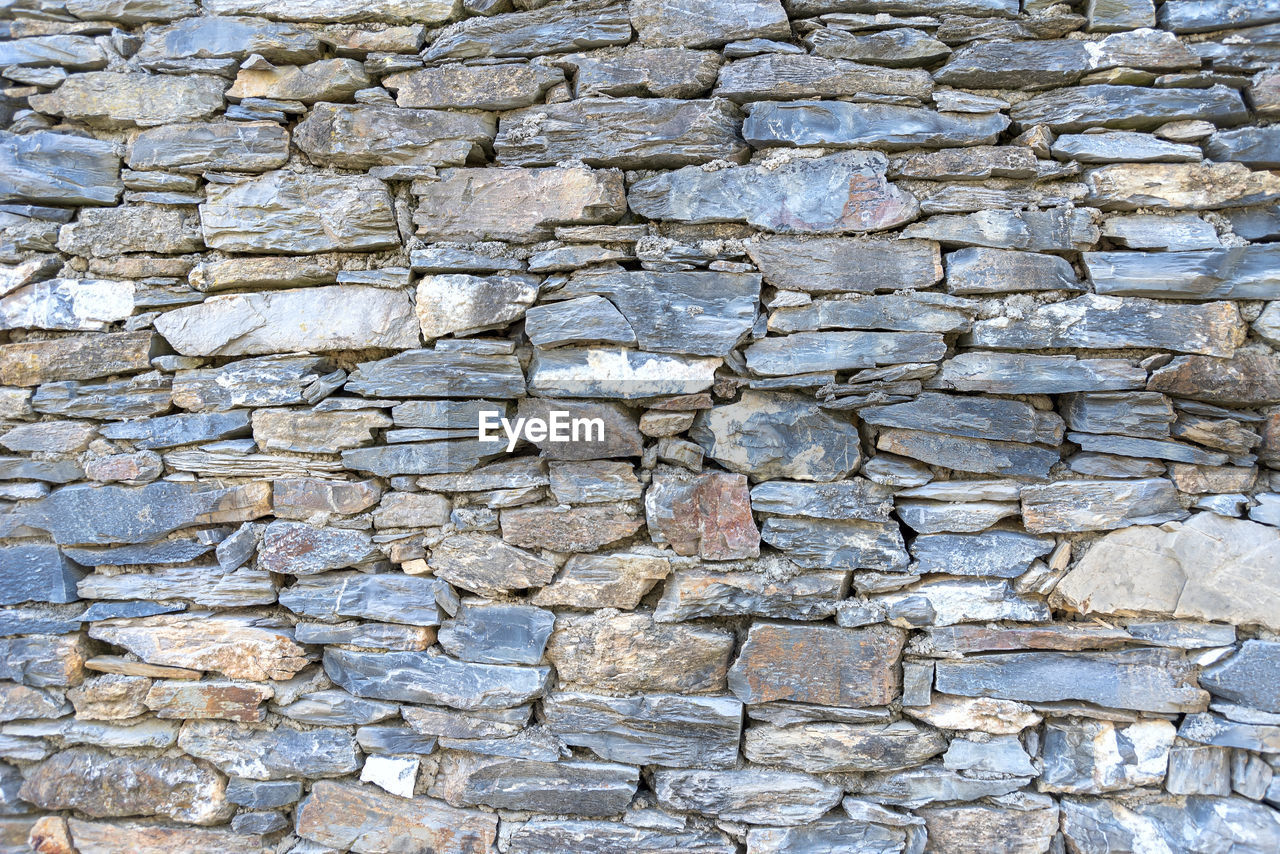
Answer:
(902, 208, 1098, 251)
(508, 820, 735, 854)
(77, 566, 275, 608)
(1159, 0, 1280, 31)
(1085, 162, 1280, 211)
(177, 720, 359, 780)
(227, 58, 369, 103)
(807, 24, 951, 66)
(57, 205, 203, 257)
(653, 567, 847, 621)
(386, 63, 562, 110)
(20, 748, 231, 825)
(295, 103, 493, 169)
(769, 292, 974, 334)
(200, 171, 399, 254)
(862, 392, 1063, 445)
(1069, 432, 1227, 466)
(432, 753, 637, 815)
(548, 612, 733, 693)
(428, 533, 556, 595)
(746, 331, 945, 376)
(90, 615, 307, 681)
(30, 72, 227, 128)
(966, 294, 1244, 357)
(532, 551, 670, 610)
(424, 0, 632, 62)
(930, 352, 1146, 394)
(1061, 392, 1175, 438)
(127, 122, 288, 173)
(145, 680, 272, 722)
(257, 522, 379, 576)
(714, 54, 932, 101)
(0, 130, 121, 207)
(761, 517, 908, 570)
(946, 248, 1080, 294)
(936, 39, 1091, 88)
(728, 622, 903, 706)
(917, 797, 1059, 854)
(496, 98, 746, 168)
(63, 820, 272, 854)
(437, 602, 554, 666)
(743, 721, 947, 773)
(500, 504, 643, 553)
(528, 348, 720, 399)
(324, 647, 550, 710)
(1060, 794, 1280, 853)
(347, 349, 526, 399)
(542, 691, 743, 768)
(630, 0, 788, 47)
(1021, 478, 1186, 532)
(653, 768, 842, 826)
(877, 428, 1060, 478)
(910, 531, 1054, 578)
(134, 15, 320, 73)
(744, 101, 1008, 150)
(746, 236, 941, 293)
(1009, 84, 1247, 132)
(873, 577, 1051, 626)
(629, 151, 919, 234)
(1201, 641, 1280, 712)
(204, 0, 453, 21)
(1084, 246, 1280, 300)
(278, 571, 454, 626)
(295, 780, 497, 851)
(252, 408, 390, 453)
(935, 649, 1208, 713)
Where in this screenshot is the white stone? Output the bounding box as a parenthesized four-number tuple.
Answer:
(359, 754, 418, 798)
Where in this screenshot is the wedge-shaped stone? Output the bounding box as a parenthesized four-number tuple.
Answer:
(324, 647, 551, 710)
(134, 15, 321, 73)
(653, 768, 842, 826)
(1084, 162, 1280, 211)
(1060, 794, 1280, 854)
(546, 612, 734, 693)
(746, 236, 941, 293)
(1054, 513, 1280, 631)
(761, 518, 908, 570)
(746, 331, 945, 375)
(1009, 83, 1247, 132)
(769, 292, 974, 334)
(946, 248, 1080, 295)
(631, 0, 788, 46)
(228, 59, 370, 103)
(496, 97, 746, 168)
(528, 348, 720, 399)
(692, 391, 862, 481)
(876, 428, 1060, 479)
(863, 392, 1064, 445)
(902, 208, 1098, 251)
(1040, 718, 1175, 793)
(178, 720, 359, 780)
(743, 101, 1008, 150)
(508, 819, 735, 854)
(278, 571, 455, 626)
(296, 103, 493, 169)
(743, 721, 947, 773)
(90, 615, 307, 681)
(200, 171, 399, 254)
(432, 753, 637, 815)
(715, 54, 932, 101)
(127, 122, 288, 173)
(728, 622, 904, 706)
(966, 294, 1244, 357)
(428, 533, 557, 595)
(416, 273, 539, 340)
(0, 130, 121, 206)
(414, 166, 625, 243)
(296, 780, 496, 852)
(20, 748, 231, 825)
(387, 63, 563, 110)
(424, 0, 631, 62)
(629, 151, 919, 233)
(30, 72, 227, 128)
(1069, 432, 1227, 466)
(930, 352, 1146, 394)
(1084, 246, 1280, 300)
(532, 551, 670, 610)
(346, 349, 526, 398)
(653, 567, 847, 622)
(542, 691, 743, 768)
(1021, 478, 1185, 533)
(18, 480, 270, 545)
(645, 471, 760, 560)
(155, 286, 418, 356)
(204, 0, 455, 21)
(556, 270, 759, 357)
(934, 649, 1208, 713)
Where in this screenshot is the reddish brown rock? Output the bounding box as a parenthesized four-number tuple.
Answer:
(645, 471, 760, 560)
(84, 655, 201, 680)
(145, 680, 274, 722)
(546, 611, 735, 693)
(88, 615, 309, 681)
(272, 477, 383, 520)
(1147, 351, 1280, 406)
(295, 780, 498, 853)
(728, 622, 904, 706)
(27, 816, 73, 854)
(1262, 410, 1280, 468)
(500, 504, 644, 553)
(67, 674, 150, 720)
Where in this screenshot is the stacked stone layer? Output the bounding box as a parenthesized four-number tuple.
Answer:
(0, 0, 1279, 851)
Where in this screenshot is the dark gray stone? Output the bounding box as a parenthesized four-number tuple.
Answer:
(1061, 392, 1174, 438)
(225, 778, 303, 810)
(127, 122, 289, 173)
(875, 428, 1060, 479)
(324, 647, 551, 710)
(345, 349, 526, 399)
(134, 15, 321, 74)
(278, 571, 455, 627)
(945, 248, 1080, 295)
(524, 296, 636, 349)
(274, 689, 398, 726)
(424, 0, 632, 62)
(761, 517, 909, 570)
(1083, 246, 1280, 300)
(437, 603, 555, 666)
(936, 39, 1090, 88)
(745, 331, 946, 375)
(909, 531, 1055, 578)
(1201, 641, 1280, 713)
(1068, 432, 1229, 466)
(0, 130, 122, 207)
(177, 720, 360, 781)
(1159, 0, 1280, 32)
(768, 292, 975, 334)
(507, 820, 736, 854)
(743, 101, 1008, 150)
(653, 568, 848, 621)
(930, 352, 1146, 394)
(1052, 131, 1201, 163)
(432, 753, 637, 816)
(902, 208, 1099, 251)
(862, 392, 1064, 445)
(1021, 478, 1187, 532)
(1009, 84, 1248, 132)
(99, 410, 252, 449)
(745, 236, 941, 293)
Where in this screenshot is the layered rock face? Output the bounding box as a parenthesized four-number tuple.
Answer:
(0, 0, 1279, 852)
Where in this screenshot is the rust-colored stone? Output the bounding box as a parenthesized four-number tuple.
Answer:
(645, 471, 760, 560)
(728, 622, 904, 706)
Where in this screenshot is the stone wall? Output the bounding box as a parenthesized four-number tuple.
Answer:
(0, 0, 1279, 851)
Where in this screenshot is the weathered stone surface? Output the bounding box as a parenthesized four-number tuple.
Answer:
(946, 247, 1079, 295)
(0, 544, 82, 606)
(904, 694, 1042, 734)
(1054, 513, 1280, 631)
(425, 0, 632, 62)
(133, 15, 319, 73)
(295, 103, 493, 169)
(1085, 161, 1280, 212)
(744, 101, 1008, 150)
(1040, 718, 1176, 793)
(532, 551, 669, 610)
(0, 131, 121, 207)
(630, 0, 787, 47)
(30, 72, 227, 128)
(203, 0, 453, 21)
(1009, 84, 1247, 132)
(935, 649, 1208, 713)
(902, 208, 1098, 251)
(58, 205, 203, 257)
(769, 292, 974, 334)
(1148, 352, 1280, 406)
(507, 819, 735, 854)
(1159, 0, 1280, 31)
(715, 54, 931, 101)
(432, 752, 637, 815)
(415, 273, 539, 340)
(654, 567, 846, 622)
(1060, 794, 1280, 853)
(155, 286, 417, 357)
(524, 296, 636, 349)
(1021, 478, 1186, 533)
(170, 354, 330, 410)
(0, 278, 133, 332)
(747, 331, 945, 375)
(497, 98, 746, 169)
(90, 615, 306, 681)
(499, 504, 642, 553)
(325, 646, 550, 709)
(20, 748, 230, 824)
(743, 720, 947, 773)
(653, 768, 841, 826)
(629, 151, 919, 234)
(257, 521, 379, 575)
(542, 691, 742, 768)
(127, 122, 288, 173)
(200, 171, 399, 254)
(876, 428, 1058, 479)
(145, 680, 272, 722)
(414, 166, 625, 243)
(645, 471, 759, 560)
(437, 602, 554, 666)
(1201, 641, 1280, 712)
(562, 48, 721, 98)
(728, 622, 903, 706)
(930, 352, 1146, 395)
(347, 349, 526, 399)
(1061, 391, 1174, 439)
(178, 720, 359, 780)
(60, 819, 272, 854)
(547, 612, 733, 693)
(692, 391, 862, 482)
(762, 516, 908, 570)
(909, 531, 1054, 578)
(279, 571, 454, 626)
(252, 407, 390, 453)
(77, 565, 275, 608)
(917, 796, 1059, 854)
(528, 348, 720, 399)
(227, 58, 368, 103)
(746, 236, 941, 293)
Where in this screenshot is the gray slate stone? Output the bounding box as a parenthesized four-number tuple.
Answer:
(714, 54, 932, 101)
(437, 602, 555, 665)
(935, 40, 1092, 88)
(0, 131, 121, 207)
(902, 208, 1098, 251)
(178, 720, 360, 781)
(653, 568, 848, 621)
(0, 543, 84, 605)
(746, 331, 946, 375)
(768, 292, 975, 333)
(743, 720, 947, 773)
(127, 122, 288, 173)
(100, 410, 251, 449)
(564, 48, 722, 98)
(910, 531, 1055, 578)
(862, 392, 1064, 445)
(743, 101, 1008, 150)
(507, 820, 735, 854)
(1009, 84, 1247, 132)
(1061, 392, 1175, 438)
(134, 15, 321, 73)
(1051, 131, 1201, 163)
(1201, 640, 1280, 712)
(651, 768, 842, 826)
(761, 517, 909, 570)
(529, 348, 719, 399)
(172, 354, 331, 411)
(345, 349, 526, 399)
(278, 571, 455, 626)
(746, 236, 941, 293)
(946, 248, 1080, 294)
(424, 0, 632, 62)
(930, 352, 1146, 394)
(630, 0, 789, 47)
(1083, 246, 1280, 300)
(876, 428, 1060, 479)
(295, 103, 494, 169)
(324, 647, 551, 710)
(1021, 478, 1186, 532)
(1060, 795, 1280, 853)
(432, 753, 637, 815)
(29, 72, 228, 128)
(524, 296, 636, 349)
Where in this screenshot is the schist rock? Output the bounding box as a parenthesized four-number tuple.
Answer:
(177, 720, 359, 780)
(770, 292, 974, 334)
(1084, 246, 1280, 300)
(1053, 513, 1280, 632)
(414, 166, 626, 243)
(743, 721, 948, 773)
(1008, 84, 1247, 131)
(541, 691, 743, 768)
(0, 130, 122, 206)
(437, 602, 553, 666)
(386, 63, 563, 110)
(653, 567, 847, 621)
(902, 208, 1098, 251)
(297, 780, 497, 851)
(495, 98, 747, 168)
(1084, 162, 1280, 211)
(324, 647, 551, 709)
(746, 331, 946, 375)
(256, 522, 379, 575)
(652, 768, 842, 826)
(0, 544, 83, 605)
(628, 151, 919, 234)
(945, 248, 1080, 294)
(1021, 478, 1186, 532)
(199, 171, 400, 254)
(630, 0, 789, 47)
(294, 103, 493, 170)
(1040, 718, 1176, 793)
(806, 24, 951, 67)
(506, 820, 735, 854)
(1200, 641, 1280, 712)
(742, 102, 1008, 150)
(133, 15, 320, 73)
(347, 349, 526, 399)
(278, 571, 455, 626)
(57, 204, 203, 257)
(646, 471, 759, 560)
(30, 72, 227, 127)
(528, 348, 720, 399)
(745, 237, 942, 293)
(727, 622, 904, 706)
(424, 0, 632, 62)
(127, 121, 289, 173)
(713, 54, 933, 101)
(876, 428, 1060, 479)
(226, 58, 371, 103)
(929, 352, 1146, 394)
(1051, 131, 1202, 164)
(861, 393, 1063, 445)
(89, 615, 308, 681)
(909, 531, 1055, 578)
(432, 753, 638, 815)
(761, 517, 908, 570)
(416, 273, 539, 340)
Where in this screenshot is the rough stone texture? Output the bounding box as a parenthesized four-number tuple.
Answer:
(728, 623, 904, 706)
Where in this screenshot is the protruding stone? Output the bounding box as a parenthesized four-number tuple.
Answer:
(1040, 718, 1176, 793)
(645, 471, 759, 560)
(743, 101, 1008, 150)
(279, 571, 455, 626)
(30, 72, 227, 128)
(0, 130, 121, 207)
(728, 622, 904, 706)
(746, 237, 941, 293)
(1009, 84, 1247, 132)
(324, 647, 550, 710)
(432, 752, 637, 815)
(652, 768, 842, 826)
(295, 103, 494, 169)
(89, 615, 307, 681)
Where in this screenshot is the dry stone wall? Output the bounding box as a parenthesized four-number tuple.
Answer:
(0, 0, 1279, 851)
